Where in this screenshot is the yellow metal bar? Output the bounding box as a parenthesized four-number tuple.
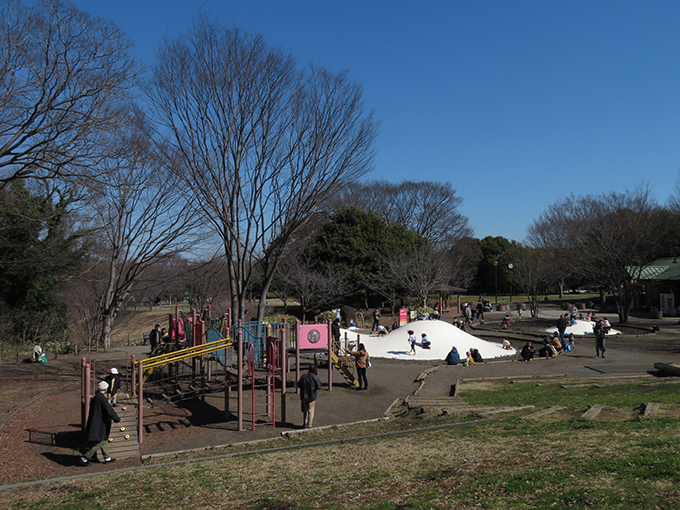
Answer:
(139, 337, 232, 370)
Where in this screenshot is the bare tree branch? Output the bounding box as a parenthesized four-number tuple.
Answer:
(147, 19, 377, 323)
(0, 0, 138, 188)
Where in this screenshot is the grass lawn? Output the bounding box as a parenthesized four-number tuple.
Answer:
(3, 378, 680, 509)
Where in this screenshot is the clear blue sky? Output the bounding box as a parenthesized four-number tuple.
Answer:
(72, 0, 680, 242)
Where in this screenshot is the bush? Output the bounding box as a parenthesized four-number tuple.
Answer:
(316, 310, 336, 323)
(263, 314, 299, 325)
(415, 306, 434, 316)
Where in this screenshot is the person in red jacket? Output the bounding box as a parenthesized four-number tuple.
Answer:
(79, 381, 121, 466)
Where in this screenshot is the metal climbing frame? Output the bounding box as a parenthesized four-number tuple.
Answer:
(249, 338, 278, 429)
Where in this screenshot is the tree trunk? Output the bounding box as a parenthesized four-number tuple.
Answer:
(101, 313, 114, 349)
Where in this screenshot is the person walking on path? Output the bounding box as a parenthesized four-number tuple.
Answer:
(476, 301, 484, 323)
(79, 381, 121, 466)
(344, 343, 370, 390)
(297, 365, 322, 428)
(407, 330, 417, 355)
(104, 368, 121, 406)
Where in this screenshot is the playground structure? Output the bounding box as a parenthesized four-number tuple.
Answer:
(80, 306, 363, 456)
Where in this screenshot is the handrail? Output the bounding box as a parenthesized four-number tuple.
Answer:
(139, 337, 233, 370)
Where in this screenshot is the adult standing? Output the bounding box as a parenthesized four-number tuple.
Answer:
(104, 368, 121, 407)
(149, 324, 161, 353)
(297, 365, 322, 428)
(594, 319, 608, 358)
(79, 381, 121, 466)
(371, 308, 381, 333)
(570, 305, 578, 321)
(556, 315, 567, 343)
(331, 319, 341, 350)
(476, 301, 484, 323)
(345, 343, 370, 390)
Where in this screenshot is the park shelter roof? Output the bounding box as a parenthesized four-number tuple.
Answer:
(629, 257, 680, 281)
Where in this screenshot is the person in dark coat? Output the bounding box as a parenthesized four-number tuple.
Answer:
(521, 342, 535, 362)
(297, 365, 322, 428)
(594, 318, 609, 358)
(79, 381, 121, 466)
(331, 319, 341, 349)
(471, 348, 484, 363)
(104, 368, 122, 406)
(445, 346, 460, 365)
(149, 324, 161, 353)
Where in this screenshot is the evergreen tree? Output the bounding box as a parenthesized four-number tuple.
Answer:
(0, 182, 84, 348)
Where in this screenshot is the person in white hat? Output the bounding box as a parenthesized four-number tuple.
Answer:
(79, 381, 121, 466)
(104, 368, 121, 407)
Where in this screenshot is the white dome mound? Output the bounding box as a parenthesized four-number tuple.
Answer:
(340, 320, 515, 361)
(544, 319, 621, 336)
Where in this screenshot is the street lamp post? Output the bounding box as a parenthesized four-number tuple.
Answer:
(494, 260, 498, 306)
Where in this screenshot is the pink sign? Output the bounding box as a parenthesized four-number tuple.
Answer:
(399, 307, 408, 327)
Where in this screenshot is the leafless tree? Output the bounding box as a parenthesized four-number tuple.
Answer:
(0, 0, 138, 188)
(441, 236, 482, 290)
(337, 180, 472, 249)
(361, 269, 402, 317)
(82, 125, 194, 348)
(529, 186, 667, 322)
(505, 244, 552, 317)
(147, 19, 377, 323)
(175, 257, 231, 312)
(383, 246, 445, 308)
(276, 254, 351, 323)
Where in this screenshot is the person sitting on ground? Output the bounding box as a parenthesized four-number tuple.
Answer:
(520, 342, 535, 362)
(421, 333, 431, 349)
(500, 314, 512, 329)
(465, 351, 475, 365)
(550, 332, 563, 352)
(445, 346, 460, 365)
(471, 348, 483, 363)
(540, 339, 557, 358)
(502, 338, 513, 350)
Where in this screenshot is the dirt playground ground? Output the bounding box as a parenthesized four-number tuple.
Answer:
(1, 307, 679, 486)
